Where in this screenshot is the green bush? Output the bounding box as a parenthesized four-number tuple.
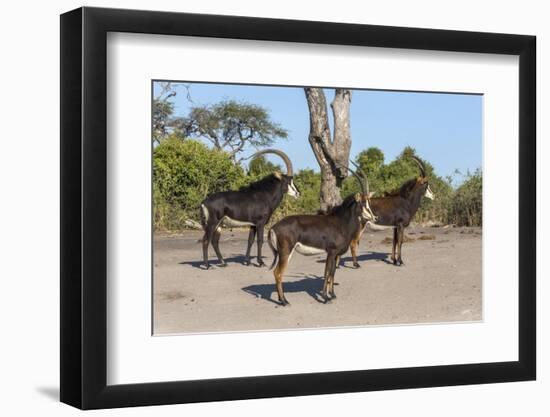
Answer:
(247, 155, 281, 177)
(153, 140, 482, 231)
(350, 147, 481, 226)
(448, 169, 482, 226)
(153, 136, 246, 230)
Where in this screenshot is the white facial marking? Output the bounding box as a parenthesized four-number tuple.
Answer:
(286, 179, 300, 199)
(425, 184, 435, 200)
(362, 201, 376, 221)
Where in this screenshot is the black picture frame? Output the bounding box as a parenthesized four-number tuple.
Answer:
(60, 6, 536, 410)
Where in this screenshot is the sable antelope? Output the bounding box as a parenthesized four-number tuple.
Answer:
(199, 149, 300, 269)
(347, 156, 434, 267)
(267, 166, 376, 305)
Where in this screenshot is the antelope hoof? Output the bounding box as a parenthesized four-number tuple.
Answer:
(243, 260, 251, 266)
(280, 298, 290, 306)
(353, 262, 360, 269)
(256, 261, 266, 268)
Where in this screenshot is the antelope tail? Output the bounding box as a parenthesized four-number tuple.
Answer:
(267, 229, 279, 270)
(199, 204, 209, 227)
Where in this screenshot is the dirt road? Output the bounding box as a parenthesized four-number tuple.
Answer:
(153, 226, 482, 334)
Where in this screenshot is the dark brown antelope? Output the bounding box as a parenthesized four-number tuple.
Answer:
(199, 149, 300, 269)
(347, 156, 434, 267)
(267, 166, 376, 305)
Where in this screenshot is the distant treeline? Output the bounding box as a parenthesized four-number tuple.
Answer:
(153, 136, 482, 231)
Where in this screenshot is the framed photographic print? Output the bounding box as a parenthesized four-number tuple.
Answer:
(60, 6, 536, 410)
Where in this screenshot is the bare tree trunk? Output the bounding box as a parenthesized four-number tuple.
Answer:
(305, 88, 352, 212)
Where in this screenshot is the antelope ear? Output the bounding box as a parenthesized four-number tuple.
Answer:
(368, 191, 376, 198)
(355, 193, 361, 202)
(274, 171, 282, 179)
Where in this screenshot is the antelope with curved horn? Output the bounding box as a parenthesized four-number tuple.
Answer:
(199, 149, 300, 269)
(347, 156, 435, 267)
(267, 165, 376, 305)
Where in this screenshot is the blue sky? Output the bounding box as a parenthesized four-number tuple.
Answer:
(155, 82, 482, 185)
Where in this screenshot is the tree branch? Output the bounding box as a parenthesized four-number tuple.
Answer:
(331, 89, 352, 177)
(304, 88, 335, 167)
(304, 88, 353, 211)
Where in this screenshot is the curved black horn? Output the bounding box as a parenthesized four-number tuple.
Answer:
(335, 162, 366, 196)
(350, 160, 370, 197)
(249, 149, 293, 176)
(411, 156, 426, 178)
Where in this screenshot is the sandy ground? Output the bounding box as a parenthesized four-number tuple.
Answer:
(153, 225, 482, 334)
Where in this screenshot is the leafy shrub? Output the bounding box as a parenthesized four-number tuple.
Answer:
(153, 140, 482, 231)
(348, 147, 481, 226)
(448, 169, 482, 226)
(153, 136, 245, 230)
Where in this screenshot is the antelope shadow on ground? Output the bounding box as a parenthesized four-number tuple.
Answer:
(243, 275, 331, 305)
(179, 254, 268, 269)
(314, 251, 392, 267)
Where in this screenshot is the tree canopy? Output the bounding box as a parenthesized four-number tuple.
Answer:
(355, 147, 384, 178)
(152, 82, 177, 144)
(174, 100, 288, 160)
(152, 82, 192, 144)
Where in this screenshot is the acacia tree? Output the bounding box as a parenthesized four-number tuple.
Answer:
(176, 100, 288, 161)
(304, 88, 352, 212)
(152, 82, 192, 144)
(356, 147, 384, 175)
(152, 82, 176, 144)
